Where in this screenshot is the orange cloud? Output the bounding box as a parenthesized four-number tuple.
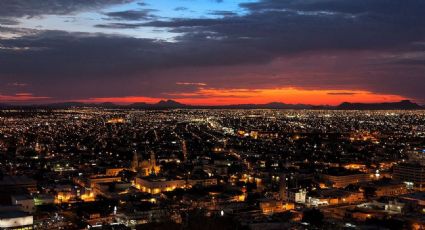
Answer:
(80, 96, 164, 104)
(0, 93, 50, 102)
(176, 82, 207, 86)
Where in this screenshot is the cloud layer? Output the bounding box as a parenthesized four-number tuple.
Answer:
(0, 0, 424, 104)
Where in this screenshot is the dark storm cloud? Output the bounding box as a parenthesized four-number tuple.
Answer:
(208, 10, 238, 17)
(95, 23, 144, 29)
(0, 31, 165, 78)
(0, 30, 271, 76)
(240, 0, 425, 15)
(0, 18, 19, 25)
(104, 9, 157, 21)
(143, 9, 425, 54)
(0, 30, 273, 99)
(1, 0, 425, 101)
(0, 0, 133, 18)
(142, 0, 425, 103)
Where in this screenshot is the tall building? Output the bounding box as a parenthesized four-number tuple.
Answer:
(393, 163, 425, 190)
(406, 149, 425, 165)
(279, 174, 288, 201)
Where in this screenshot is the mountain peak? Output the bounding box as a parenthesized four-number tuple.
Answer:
(155, 99, 186, 107)
(337, 100, 422, 110)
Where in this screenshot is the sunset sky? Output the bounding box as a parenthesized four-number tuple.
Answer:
(1, 0, 424, 105)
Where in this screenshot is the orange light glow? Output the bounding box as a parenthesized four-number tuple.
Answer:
(81, 87, 408, 106)
(81, 193, 95, 202)
(170, 88, 407, 105)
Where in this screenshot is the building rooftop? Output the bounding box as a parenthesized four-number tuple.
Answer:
(0, 210, 31, 218)
(323, 167, 365, 176)
(0, 176, 36, 186)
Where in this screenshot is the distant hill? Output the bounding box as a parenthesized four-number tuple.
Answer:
(212, 102, 312, 109)
(0, 103, 11, 109)
(127, 102, 149, 109)
(48, 102, 88, 108)
(0, 100, 423, 110)
(154, 100, 187, 108)
(336, 100, 423, 110)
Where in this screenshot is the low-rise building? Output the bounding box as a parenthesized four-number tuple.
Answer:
(0, 176, 37, 194)
(287, 189, 307, 204)
(361, 179, 409, 197)
(135, 177, 186, 194)
(308, 189, 364, 207)
(11, 195, 34, 213)
(0, 208, 33, 230)
(259, 199, 294, 214)
(87, 176, 122, 188)
(322, 168, 371, 188)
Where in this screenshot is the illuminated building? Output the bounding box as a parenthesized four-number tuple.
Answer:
(135, 176, 216, 194)
(55, 192, 73, 204)
(322, 168, 371, 188)
(249, 131, 279, 140)
(287, 189, 307, 204)
(307, 189, 364, 206)
(87, 176, 122, 188)
(105, 168, 126, 176)
(385, 200, 405, 214)
(0, 210, 33, 230)
(11, 195, 35, 213)
(106, 118, 125, 124)
(131, 151, 160, 176)
(33, 194, 55, 206)
(135, 177, 186, 194)
(362, 180, 409, 197)
(259, 199, 294, 214)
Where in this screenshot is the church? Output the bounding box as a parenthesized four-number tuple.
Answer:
(131, 150, 160, 176)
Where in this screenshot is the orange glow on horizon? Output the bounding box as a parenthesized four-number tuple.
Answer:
(79, 96, 162, 104)
(80, 87, 408, 106)
(0, 93, 50, 102)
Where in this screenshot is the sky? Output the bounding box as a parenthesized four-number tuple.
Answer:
(0, 0, 424, 105)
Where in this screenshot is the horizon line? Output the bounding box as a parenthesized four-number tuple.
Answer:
(1, 99, 421, 107)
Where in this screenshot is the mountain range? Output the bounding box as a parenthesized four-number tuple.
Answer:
(0, 100, 423, 110)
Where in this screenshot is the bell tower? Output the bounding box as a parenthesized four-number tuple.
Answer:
(149, 150, 157, 175)
(131, 150, 140, 172)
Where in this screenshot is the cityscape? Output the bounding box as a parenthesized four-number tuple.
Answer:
(0, 107, 425, 229)
(1, 0, 425, 229)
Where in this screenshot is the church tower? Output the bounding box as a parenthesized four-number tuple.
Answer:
(131, 149, 160, 176)
(131, 150, 140, 172)
(149, 151, 157, 175)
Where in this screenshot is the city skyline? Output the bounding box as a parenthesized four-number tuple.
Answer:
(1, 0, 425, 105)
